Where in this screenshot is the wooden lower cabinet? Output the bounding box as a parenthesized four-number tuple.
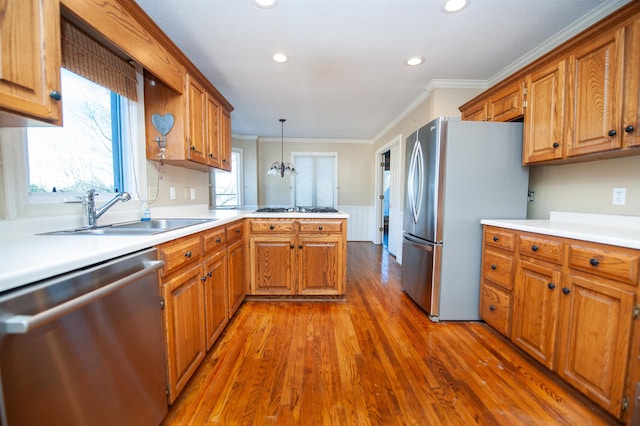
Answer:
(479, 225, 639, 422)
(228, 237, 246, 315)
(557, 274, 635, 418)
(298, 234, 344, 295)
(248, 218, 347, 296)
(161, 262, 206, 403)
(204, 249, 228, 350)
(512, 260, 561, 370)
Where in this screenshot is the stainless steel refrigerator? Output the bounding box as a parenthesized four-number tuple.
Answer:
(401, 117, 528, 322)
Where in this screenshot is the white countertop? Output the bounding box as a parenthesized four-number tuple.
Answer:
(481, 211, 640, 250)
(0, 207, 348, 293)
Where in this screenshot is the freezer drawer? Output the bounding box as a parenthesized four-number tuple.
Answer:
(401, 236, 440, 316)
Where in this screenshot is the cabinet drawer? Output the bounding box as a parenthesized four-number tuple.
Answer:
(484, 227, 516, 252)
(159, 234, 202, 277)
(480, 282, 511, 337)
(298, 220, 343, 233)
(519, 235, 564, 265)
(250, 220, 295, 233)
(202, 227, 226, 255)
(482, 250, 515, 290)
(226, 220, 244, 243)
(569, 244, 640, 285)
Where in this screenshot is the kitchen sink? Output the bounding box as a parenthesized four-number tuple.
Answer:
(43, 218, 216, 236)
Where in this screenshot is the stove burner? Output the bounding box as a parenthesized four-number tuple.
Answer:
(254, 207, 339, 213)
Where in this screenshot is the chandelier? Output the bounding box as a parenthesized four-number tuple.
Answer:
(267, 118, 296, 177)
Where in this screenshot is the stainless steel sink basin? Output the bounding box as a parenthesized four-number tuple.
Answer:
(43, 218, 216, 235)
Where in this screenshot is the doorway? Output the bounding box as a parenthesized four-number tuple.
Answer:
(374, 135, 402, 262)
(381, 151, 391, 249)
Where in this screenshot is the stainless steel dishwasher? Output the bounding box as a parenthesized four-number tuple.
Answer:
(0, 248, 167, 426)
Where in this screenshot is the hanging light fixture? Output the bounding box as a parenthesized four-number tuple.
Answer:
(267, 118, 296, 177)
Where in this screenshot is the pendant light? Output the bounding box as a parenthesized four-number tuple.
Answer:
(267, 118, 296, 177)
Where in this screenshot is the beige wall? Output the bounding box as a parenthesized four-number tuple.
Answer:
(232, 136, 259, 208)
(146, 162, 209, 206)
(258, 139, 373, 207)
(527, 156, 640, 219)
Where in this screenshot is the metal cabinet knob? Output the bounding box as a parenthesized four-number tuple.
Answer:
(489, 305, 496, 311)
(562, 287, 571, 295)
(49, 90, 62, 101)
(552, 142, 560, 148)
(184, 251, 192, 258)
(318, 226, 323, 230)
(207, 272, 212, 277)
(491, 265, 497, 270)
(608, 129, 617, 137)
(589, 258, 600, 267)
(548, 283, 556, 290)
(531, 245, 539, 252)
(624, 125, 635, 133)
(269, 225, 275, 230)
(216, 238, 221, 243)
(190, 146, 196, 151)
(493, 236, 499, 242)
(298, 245, 303, 249)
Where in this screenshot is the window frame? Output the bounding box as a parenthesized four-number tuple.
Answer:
(211, 148, 243, 209)
(290, 151, 338, 208)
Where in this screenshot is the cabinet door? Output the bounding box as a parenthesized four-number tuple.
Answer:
(557, 275, 634, 418)
(205, 93, 221, 168)
(512, 261, 561, 369)
(204, 250, 228, 350)
(220, 107, 232, 171)
(623, 17, 640, 148)
(523, 60, 566, 163)
(461, 100, 488, 121)
(186, 75, 207, 164)
(489, 82, 524, 122)
(161, 263, 206, 404)
(566, 27, 625, 157)
(228, 238, 245, 316)
(249, 235, 295, 295)
(0, 0, 61, 124)
(298, 235, 344, 295)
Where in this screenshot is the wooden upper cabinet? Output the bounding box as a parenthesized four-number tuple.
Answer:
(461, 99, 488, 121)
(206, 93, 221, 168)
(186, 75, 207, 164)
(623, 16, 640, 148)
(0, 0, 62, 125)
(489, 81, 525, 122)
(566, 26, 625, 157)
(523, 60, 566, 164)
(220, 107, 232, 171)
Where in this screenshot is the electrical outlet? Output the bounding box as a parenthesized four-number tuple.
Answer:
(148, 186, 158, 200)
(169, 186, 176, 200)
(612, 187, 626, 205)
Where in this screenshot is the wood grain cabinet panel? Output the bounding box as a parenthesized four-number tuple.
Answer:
(482, 250, 515, 290)
(523, 60, 566, 163)
(161, 262, 206, 404)
(569, 243, 639, 285)
(186, 75, 207, 164)
(298, 235, 343, 295)
(250, 235, 296, 294)
(480, 282, 512, 337)
(220, 107, 232, 171)
(204, 249, 228, 350)
(158, 234, 202, 277)
(0, 0, 61, 125)
(484, 227, 516, 252)
(623, 16, 640, 148)
(512, 260, 562, 370)
(557, 274, 634, 418)
(227, 221, 245, 317)
(205, 93, 221, 168)
(489, 81, 524, 122)
(519, 235, 564, 265)
(566, 26, 625, 157)
(460, 100, 488, 122)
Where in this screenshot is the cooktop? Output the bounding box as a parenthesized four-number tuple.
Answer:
(254, 207, 339, 213)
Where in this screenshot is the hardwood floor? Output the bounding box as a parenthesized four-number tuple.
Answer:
(162, 242, 617, 425)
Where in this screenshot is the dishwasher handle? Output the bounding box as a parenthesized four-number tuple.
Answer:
(1, 260, 164, 334)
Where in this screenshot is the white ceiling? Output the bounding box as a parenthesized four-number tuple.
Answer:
(132, 0, 629, 140)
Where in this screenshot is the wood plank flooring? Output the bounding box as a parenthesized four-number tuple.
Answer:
(162, 242, 618, 425)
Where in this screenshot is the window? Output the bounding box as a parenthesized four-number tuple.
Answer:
(27, 69, 126, 194)
(292, 153, 337, 207)
(213, 149, 243, 208)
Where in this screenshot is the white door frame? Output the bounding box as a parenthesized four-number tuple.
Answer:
(374, 134, 403, 260)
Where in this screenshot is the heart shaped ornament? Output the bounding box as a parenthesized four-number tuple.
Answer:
(151, 113, 175, 136)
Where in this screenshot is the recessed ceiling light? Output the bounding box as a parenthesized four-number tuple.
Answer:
(254, 0, 278, 8)
(273, 53, 288, 63)
(406, 56, 424, 66)
(442, 0, 468, 13)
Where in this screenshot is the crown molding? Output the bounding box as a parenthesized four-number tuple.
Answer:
(259, 137, 372, 144)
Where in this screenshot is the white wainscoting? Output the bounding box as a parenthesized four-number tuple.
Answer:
(338, 205, 375, 242)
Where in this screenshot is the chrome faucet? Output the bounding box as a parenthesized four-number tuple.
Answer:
(82, 189, 131, 228)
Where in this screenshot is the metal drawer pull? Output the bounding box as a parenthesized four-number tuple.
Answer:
(589, 258, 600, 266)
(493, 236, 499, 241)
(531, 245, 539, 252)
(318, 226, 323, 230)
(562, 287, 571, 295)
(1, 260, 164, 334)
(548, 283, 556, 290)
(269, 225, 275, 230)
(184, 251, 192, 258)
(216, 238, 221, 243)
(491, 265, 497, 270)
(489, 305, 496, 311)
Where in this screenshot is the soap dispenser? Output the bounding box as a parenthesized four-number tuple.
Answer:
(141, 200, 151, 221)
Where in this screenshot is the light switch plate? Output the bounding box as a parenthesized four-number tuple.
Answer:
(613, 187, 626, 205)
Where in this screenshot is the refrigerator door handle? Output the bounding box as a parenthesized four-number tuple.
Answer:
(407, 140, 424, 224)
